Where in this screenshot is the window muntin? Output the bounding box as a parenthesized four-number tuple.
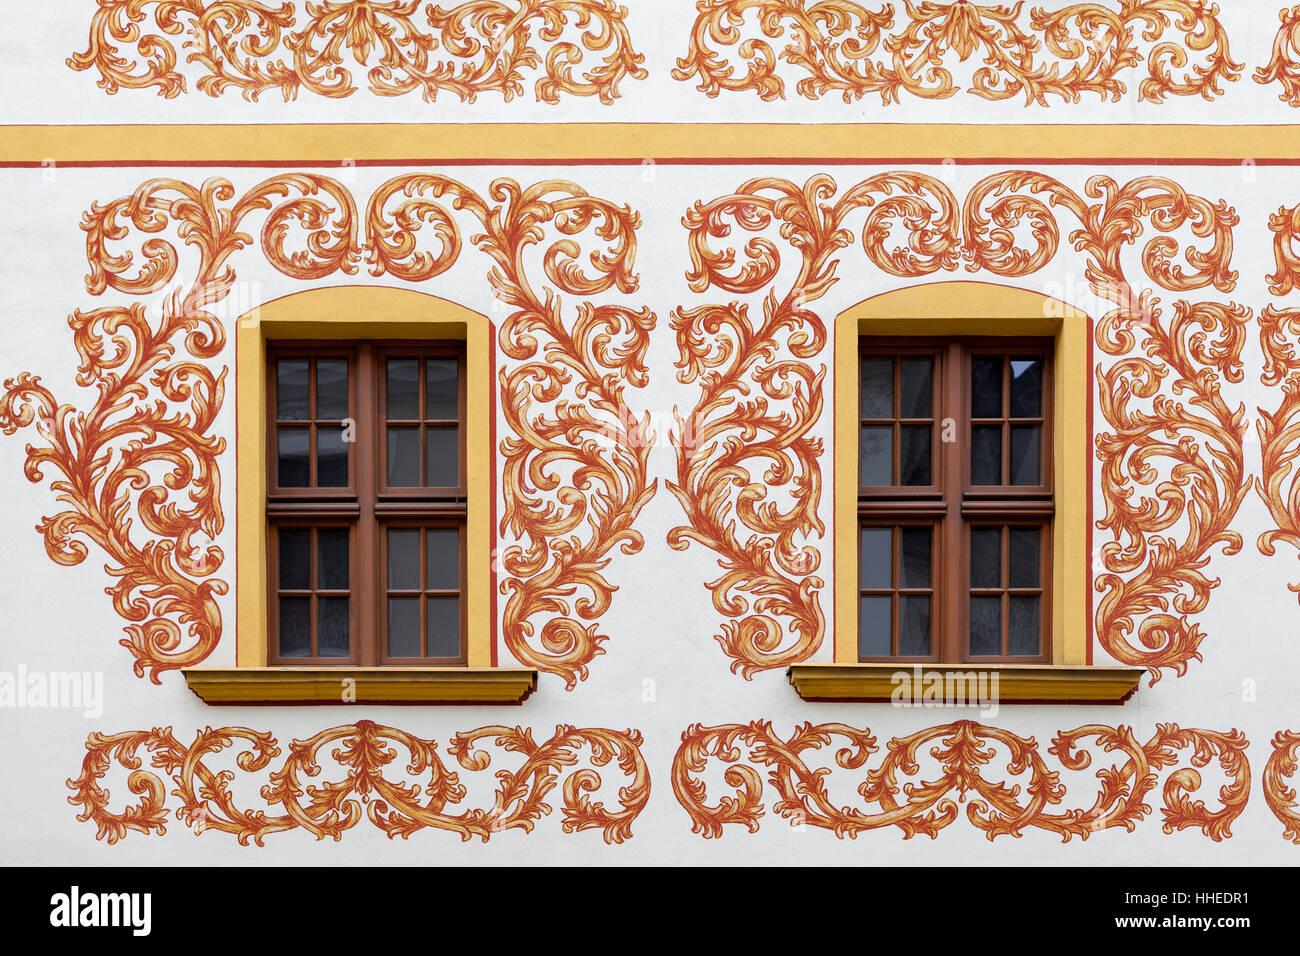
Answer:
(858, 338, 1053, 664)
(267, 342, 467, 666)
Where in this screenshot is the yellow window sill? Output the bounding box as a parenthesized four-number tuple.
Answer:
(787, 664, 1143, 704)
(181, 668, 538, 705)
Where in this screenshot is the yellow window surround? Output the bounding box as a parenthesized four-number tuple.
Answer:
(181, 285, 537, 705)
(790, 280, 1143, 704)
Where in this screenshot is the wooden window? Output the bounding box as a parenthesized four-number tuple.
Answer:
(267, 343, 467, 666)
(858, 339, 1053, 663)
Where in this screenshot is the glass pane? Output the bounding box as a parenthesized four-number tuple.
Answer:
(971, 527, 1002, 590)
(860, 358, 893, 419)
(276, 359, 309, 421)
(277, 427, 310, 488)
(426, 358, 459, 420)
(899, 425, 931, 486)
(1009, 358, 1042, 418)
(969, 595, 1002, 656)
(426, 528, 459, 591)
(1009, 527, 1041, 589)
(426, 426, 460, 488)
(387, 426, 420, 487)
(971, 425, 1001, 485)
(899, 595, 931, 656)
(278, 528, 310, 590)
(426, 596, 461, 658)
(899, 357, 932, 418)
(1010, 425, 1041, 486)
(316, 528, 349, 590)
(387, 597, 420, 658)
(859, 594, 892, 657)
(971, 356, 1002, 419)
(1009, 595, 1042, 656)
(387, 529, 421, 590)
(860, 425, 893, 487)
(899, 526, 931, 589)
(278, 597, 310, 657)
(317, 597, 350, 657)
(859, 526, 892, 590)
(315, 358, 349, 420)
(316, 426, 349, 488)
(387, 358, 420, 420)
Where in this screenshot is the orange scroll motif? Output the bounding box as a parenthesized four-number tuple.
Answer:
(1256, 6, 1300, 107)
(676, 171, 1246, 682)
(1255, 208, 1300, 603)
(1264, 730, 1300, 844)
(673, 720, 1249, 840)
(70, 0, 647, 104)
(0, 174, 656, 686)
(70, 719, 650, 844)
(674, 0, 1241, 105)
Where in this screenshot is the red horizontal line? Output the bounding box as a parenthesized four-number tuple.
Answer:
(0, 156, 1290, 168)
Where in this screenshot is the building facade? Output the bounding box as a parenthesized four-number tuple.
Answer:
(3, 0, 1300, 864)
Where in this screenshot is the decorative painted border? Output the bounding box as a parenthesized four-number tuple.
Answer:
(672, 171, 1247, 682)
(0, 174, 657, 686)
(675, 0, 1242, 105)
(673, 719, 1250, 840)
(70, 720, 649, 844)
(70, 0, 647, 104)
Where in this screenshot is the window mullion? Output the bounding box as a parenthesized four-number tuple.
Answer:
(942, 341, 964, 664)
(356, 344, 378, 667)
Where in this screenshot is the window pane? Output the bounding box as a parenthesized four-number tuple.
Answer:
(278, 528, 310, 590)
(859, 425, 893, 487)
(388, 597, 420, 657)
(860, 358, 893, 419)
(427, 596, 460, 658)
(899, 595, 931, 656)
(387, 529, 421, 590)
(277, 427, 310, 487)
(970, 425, 1001, 485)
(316, 426, 349, 488)
(859, 526, 892, 590)
(969, 595, 1002, 656)
(899, 357, 932, 418)
(387, 426, 420, 487)
(971, 527, 1001, 590)
(899, 526, 931, 589)
(859, 594, 892, 657)
(1009, 595, 1042, 656)
(317, 597, 350, 657)
(426, 359, 458, 420)
(1009, 527, 1041, 589)
(317, 528, 349, 590)
(276, 359, 309, 420)
(387, 358, 420, 420)
(426, 426, 460, 488)
(426, 528, 459, 591)
(1009, 358, 1042, 418)
(315, 358, 349, 420)
(1010, 425, 1041, 486)
(899, 425, 931, 486)
(971, 357, 1002, 418)
(278, 596, 310, 657)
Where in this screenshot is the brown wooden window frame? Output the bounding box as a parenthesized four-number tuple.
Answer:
(858, 337, 1054, 665)
(267, 341, 469, 667)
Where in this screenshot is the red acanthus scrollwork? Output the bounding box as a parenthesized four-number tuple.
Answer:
(1256, 5, 1300, 108)
(676, 170, 1245, 682)
(0, 174, 657, 686)
(69, 719, 650, 844)
(1254, 207, 1300, 602)
(673, 720, 1249, 841)
(70, 0, 647, 104)
(674, 0, 1241, 106)
(1264, 730, 1300, 844)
